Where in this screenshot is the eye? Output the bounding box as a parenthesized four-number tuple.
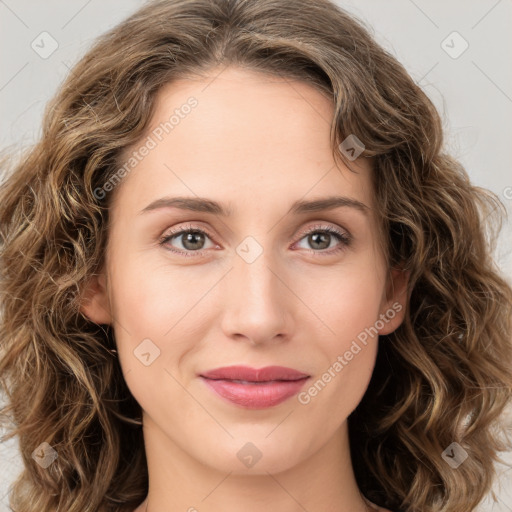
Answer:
(159, 222, 352, 258)
(293, 223, 352, 255)
(159, 223, 217, 258)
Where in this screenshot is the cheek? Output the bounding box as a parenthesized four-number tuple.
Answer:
(298, 256, 385, 344)
(295, 258, 384, 401)
(108, 253, 222, 392)
(110, 254, 204, 338)
(297, 288, 381, 430)
(109, 257, 199, 415)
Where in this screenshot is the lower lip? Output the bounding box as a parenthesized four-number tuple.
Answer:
(200, 377, 310, 409)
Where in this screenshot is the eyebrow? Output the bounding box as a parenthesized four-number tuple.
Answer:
(138, 195, 370, 217)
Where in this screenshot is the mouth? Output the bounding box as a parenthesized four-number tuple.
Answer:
(199, 365, 310, 409)
(199, 364, 309, 382)
(208, 378, 305, 384)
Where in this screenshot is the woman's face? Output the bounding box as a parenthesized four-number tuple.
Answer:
(82, 66, 408, 475)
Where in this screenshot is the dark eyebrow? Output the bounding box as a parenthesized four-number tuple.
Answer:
(289, 196, 370, 216)
(139, 196, 231, 216)
(138, 195, 370, 216)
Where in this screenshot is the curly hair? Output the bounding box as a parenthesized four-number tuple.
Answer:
(1, 0, 511, 511)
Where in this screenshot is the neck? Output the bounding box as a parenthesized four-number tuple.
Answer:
(135, 415, 373, 512)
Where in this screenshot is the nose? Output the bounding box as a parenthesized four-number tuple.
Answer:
(220, 247, 293, 346)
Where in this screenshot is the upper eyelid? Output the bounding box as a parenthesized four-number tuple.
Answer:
(162, 221, 350, 244)
(159, 223, 352, 260)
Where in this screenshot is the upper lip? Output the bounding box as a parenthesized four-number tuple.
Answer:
(200, 365, 309, 382)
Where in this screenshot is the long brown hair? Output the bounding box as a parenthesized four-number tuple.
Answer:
(1, 1, 511, 511)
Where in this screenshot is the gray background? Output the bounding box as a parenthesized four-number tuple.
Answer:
(1, 0, 511, 510)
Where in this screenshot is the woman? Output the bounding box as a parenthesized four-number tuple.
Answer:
(1, 1, 511, 511)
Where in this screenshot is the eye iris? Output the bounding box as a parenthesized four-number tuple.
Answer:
(181, 231, 205, 250)
(165, 227, 345, 254)
(309, 232, 330, 250)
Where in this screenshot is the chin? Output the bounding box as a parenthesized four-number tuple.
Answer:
(197, 438, 303, 475)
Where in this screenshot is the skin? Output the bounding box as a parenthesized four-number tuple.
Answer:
(81, 66, 407, 512)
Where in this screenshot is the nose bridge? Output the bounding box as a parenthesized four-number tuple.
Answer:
(221, 236, 291, 342)
(237, 243, 278, 302)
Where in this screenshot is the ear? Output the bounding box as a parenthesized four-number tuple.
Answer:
(377, 264, 410, 336)
(79, 271, 112, 325)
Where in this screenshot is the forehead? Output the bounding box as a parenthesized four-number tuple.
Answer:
(111, 67, 375, 219)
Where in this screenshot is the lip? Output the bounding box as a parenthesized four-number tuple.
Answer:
(199, 365, 310, 409)
(200, 365, 309, 382)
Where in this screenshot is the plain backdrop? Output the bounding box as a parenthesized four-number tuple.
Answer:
(1, 1, 511, 511)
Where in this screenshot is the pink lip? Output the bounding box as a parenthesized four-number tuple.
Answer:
(199, 365, 310, 409)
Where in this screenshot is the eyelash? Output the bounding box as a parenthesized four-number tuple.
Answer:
(158, 223, 352, 258)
